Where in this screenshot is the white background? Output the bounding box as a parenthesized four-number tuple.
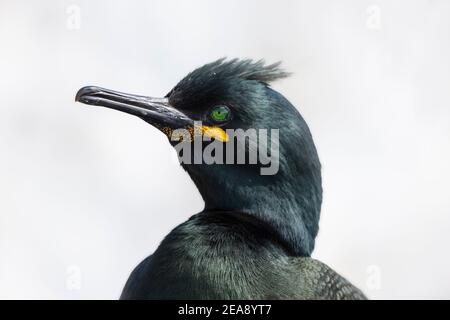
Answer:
(1, 0, 449, 299)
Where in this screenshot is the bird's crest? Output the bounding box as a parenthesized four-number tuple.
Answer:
(168, 58, 291, 103)
(173, 58, 288, 90)
(198, 58, 291, 84)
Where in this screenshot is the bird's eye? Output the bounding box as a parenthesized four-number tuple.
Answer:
(209, 105, 231, 123)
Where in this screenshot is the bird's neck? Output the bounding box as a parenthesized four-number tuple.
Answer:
(189, 166, 322, 257)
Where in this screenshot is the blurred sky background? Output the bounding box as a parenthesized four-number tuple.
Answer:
(1, 0, 450, 299)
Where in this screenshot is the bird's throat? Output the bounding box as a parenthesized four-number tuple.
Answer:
(190, 166, 322, 257)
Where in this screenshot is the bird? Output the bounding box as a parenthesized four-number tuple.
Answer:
(75, 58, 366, 300)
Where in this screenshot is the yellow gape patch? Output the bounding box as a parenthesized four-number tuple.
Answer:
(200, 126, 229, 142)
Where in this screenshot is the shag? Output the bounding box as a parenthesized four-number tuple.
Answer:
(76, 58, 366, 300)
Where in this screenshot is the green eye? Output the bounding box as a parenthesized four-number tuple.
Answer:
(210, 105, 231, 123)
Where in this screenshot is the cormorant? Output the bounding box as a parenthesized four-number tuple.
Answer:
(76, 58, 366, 300)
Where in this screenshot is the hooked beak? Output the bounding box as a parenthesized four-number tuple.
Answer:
(75, 86, 192, 131)
(75, 86, 228, 142)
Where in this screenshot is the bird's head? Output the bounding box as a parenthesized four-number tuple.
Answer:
(76, 58, 322, 256)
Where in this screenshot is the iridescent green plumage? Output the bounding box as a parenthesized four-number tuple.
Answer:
(77, 58, 366, 300)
